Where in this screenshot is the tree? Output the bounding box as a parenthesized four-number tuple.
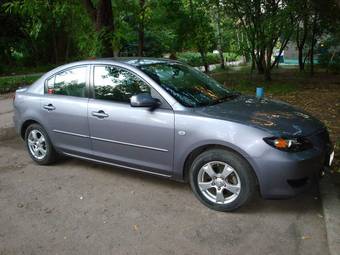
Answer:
(210, 0, 225, 69)
(137, 0, 146, 56)
(291, 0, 340, 74)
(83, 0, 114, 57)
(291, 0, 312, 71)
(222, 0, 294, 80)
(185, 0, 215, 72)
(3, 0, 85, 64)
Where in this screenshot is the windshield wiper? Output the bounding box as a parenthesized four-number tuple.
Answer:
(209, 93, 239, 105)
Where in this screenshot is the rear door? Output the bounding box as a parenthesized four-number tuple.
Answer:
(87, 65, 174, 176)
(41, 65, 91, 156)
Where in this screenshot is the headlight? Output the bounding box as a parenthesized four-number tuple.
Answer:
(263, 137, 312, 152)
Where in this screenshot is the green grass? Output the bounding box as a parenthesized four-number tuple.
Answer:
(209, 66, 319, 95)
(0, 74, 41, 94)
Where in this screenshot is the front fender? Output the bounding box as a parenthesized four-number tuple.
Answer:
(173, 113, 270, 182)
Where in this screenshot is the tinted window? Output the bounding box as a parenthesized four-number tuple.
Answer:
(94, 65, 150, 102)
(46, 66, 87, 97)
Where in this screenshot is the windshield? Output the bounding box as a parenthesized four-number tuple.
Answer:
(138, 63, 238, 107)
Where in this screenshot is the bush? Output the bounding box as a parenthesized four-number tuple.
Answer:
(177, 52, 240, 67)
(0, 75, 40, 94)
(223, 52, 240, 62)
(177, 52, 220, 66)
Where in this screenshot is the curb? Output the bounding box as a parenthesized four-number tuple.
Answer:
(320, 173, 340, 255)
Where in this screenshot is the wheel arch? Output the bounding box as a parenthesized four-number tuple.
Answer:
(182, 144, 260, 187)
(20, 119, 41, 139)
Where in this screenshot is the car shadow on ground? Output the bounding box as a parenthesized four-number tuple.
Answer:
(57, 155, 323, 215)
(1, 137, 323, 215)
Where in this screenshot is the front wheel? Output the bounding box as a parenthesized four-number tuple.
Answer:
(189, 149, 256, 212)
(25, 123, 57, 165)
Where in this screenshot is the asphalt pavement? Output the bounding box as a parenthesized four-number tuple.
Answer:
(0, 96, 330, 255)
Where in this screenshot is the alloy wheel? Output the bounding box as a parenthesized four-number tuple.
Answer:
(27, 129, 47, 160)
(197, 161, 241, 204)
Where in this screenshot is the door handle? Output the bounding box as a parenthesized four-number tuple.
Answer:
(43, 104, 56, 111)
(91, 110, 109, 118)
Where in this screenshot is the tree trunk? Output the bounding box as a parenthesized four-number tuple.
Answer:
(97, 0, 114, 57)
(256, 50, 265, 74)
(264, 48, 272, 81)
(296, 18, 308, 72)
(169, 52, 177, 60)
(264, 68, 271, 81)
(215, 1, 225, 69)
(83, 0, 114, 57)
(199, 50, 209, 73)
(298, 46, 304, 71)
(138, 0, 146, 57)
(310, 15, 317, 76)
(52, 23, 58, 64)
(138, 24, 144, 56)
(310, 39, 315, 76)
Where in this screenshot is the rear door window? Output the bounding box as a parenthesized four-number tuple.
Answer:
(46, 66, 87, 97)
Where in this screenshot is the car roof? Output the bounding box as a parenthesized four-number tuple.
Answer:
(37, 57, 180, 85)
(100, 57, 179, 66)
(64, 57, 180, 68)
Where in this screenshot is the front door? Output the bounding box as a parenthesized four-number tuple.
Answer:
(41, 65, 91, 156)
(88, 65, 174, 176)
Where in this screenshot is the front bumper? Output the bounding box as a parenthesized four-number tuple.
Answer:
(255, 129, 333, 199)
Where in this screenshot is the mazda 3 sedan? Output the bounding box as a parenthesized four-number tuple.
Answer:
(13, 58, 334, 211)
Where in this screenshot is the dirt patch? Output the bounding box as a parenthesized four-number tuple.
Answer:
(0, 127, 17, 141)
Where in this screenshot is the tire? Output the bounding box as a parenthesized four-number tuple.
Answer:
(25, 123, 57, 165)
(189, 149, 256, 212)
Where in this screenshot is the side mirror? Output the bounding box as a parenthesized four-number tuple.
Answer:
(130, 93, 161, 108)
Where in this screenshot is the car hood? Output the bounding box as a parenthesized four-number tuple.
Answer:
(194, 95, 325, 136)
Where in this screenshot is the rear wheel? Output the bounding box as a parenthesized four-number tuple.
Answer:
(189, 149, 256, 212)
(25, 123, 57, 165)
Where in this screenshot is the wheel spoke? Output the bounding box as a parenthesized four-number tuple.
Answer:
(38, 136, 45, 144)
(31, 130, 38, 140)
(33, 147, 39, 156)
(203, 163, 216, 178)
(198, 181, 213, 191)
(221, 165, 233, 178)
(225, 183, 240, 195)
(215, 189, 225, 203)
(38, 147, 46, 155)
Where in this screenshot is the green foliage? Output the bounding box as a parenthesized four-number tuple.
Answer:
(177, 52, 219, 66)
(0, 74, 41, 94)
(177, 52, 239, 67)
(1, 0, 340, 76)
(222, 0, 299, 79)
(223, 53, 240, 62)
(1, 0, 99, 64)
